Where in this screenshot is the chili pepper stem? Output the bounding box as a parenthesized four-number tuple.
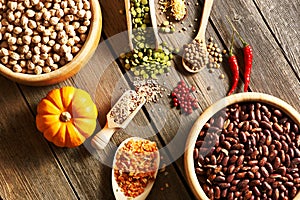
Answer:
(225, 15, 248, 47)
(229, 31, 235, 56)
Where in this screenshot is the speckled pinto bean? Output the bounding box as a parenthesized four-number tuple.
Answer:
(193, 102, 300, 200)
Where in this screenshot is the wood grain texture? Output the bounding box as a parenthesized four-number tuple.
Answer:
(253, 0, 300, 78)
(0, 77, 76, 199)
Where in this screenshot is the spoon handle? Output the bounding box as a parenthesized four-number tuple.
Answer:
(91, 123, 117, 150)
(195, 0, 214, 41)
(149, 0, 159, 49)
(124, 0, 134, 50)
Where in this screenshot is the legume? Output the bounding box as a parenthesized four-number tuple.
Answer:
(0, 0, 91, 74)
(170, 80, 199, 114)
(183, 39, 209, 71)
(193, 102, 300, 199)
(120, 45, 173, 79)
(114, 139, 158, 198)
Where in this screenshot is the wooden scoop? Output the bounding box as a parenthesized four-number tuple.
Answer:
(182, 0, 214, 73)
(91, 90, 146, 150)
(112, 137, 160, 200)
(124, 0, 159, 51)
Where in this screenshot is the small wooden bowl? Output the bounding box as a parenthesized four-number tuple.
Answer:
(0, 0, 102, 86)
(184, 92, 300, 200)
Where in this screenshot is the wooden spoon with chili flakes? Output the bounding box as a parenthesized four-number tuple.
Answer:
(112, 137, 160, 200)
(182, 0, 214, 73)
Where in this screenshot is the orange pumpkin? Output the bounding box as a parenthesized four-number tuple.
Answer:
(36, 86, 98, 147)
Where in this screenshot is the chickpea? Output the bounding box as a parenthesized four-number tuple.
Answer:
(42, 36, 50, 44)
(56, 9, 64, 18)
(7, 12, 15, 22)
(13, 27, 22, 35)
(83, 1, 90, 9)
(32, 35, 41, 44)
(14, 11, 22, 19)
(27, 61, 35, 70)
(51, 64, 59, 70)
(20, 60, 27, 68)
(55, 23, 64, 31)
(83, 20, 90, 26)
(9, 60, 17, 65)
(46, 57, 54, 66)
(48, 40, 56, 47)
(64, 15, 74, 22)
(1, 56, 9, 64)
(7, 37, 17, 45)
(8, 1, 18, 11)
(13, 64, 22, 73)
(17, 38, 23, 45)
(77, 9, 86, 18)
(71, 46, 80, 54)
(37, 25, 45, 33)
(35, 2, 44, 10)
(44, 2, 52, 9)
(23, 0, 31, 8)
(25, 51, 32, 59)
(22, 35, 32, 45)
(37, 59, 45, 66)
(20, 45, 30, 54)
(26, 9, 35, 18)
(33, 46, 41, 54)
(24, 28, 33, 35)
(31, 0, 39, 6)
(7, 24, 14, 32)
(35, 12, 43, 21)
(28, 20, 37, 29)
(53, 54, 60, 62)
(9, 45, 18, 51)
(78, 26, 87, 34)
(21, 16, 29, 26)
(43, 11, 51, 20)
(50, 17, 60, 25)
(34, 65, 42, 74)
(53, 44, 61, 52)
(41, 44, 51, 53)
(43, 66, 51, 73)
(32, 55, 40, 64)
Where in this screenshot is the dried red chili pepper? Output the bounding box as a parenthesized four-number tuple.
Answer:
(226, 16, 253, 92)
(227, 32, 240, 96)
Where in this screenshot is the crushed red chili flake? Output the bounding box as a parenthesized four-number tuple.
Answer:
(114, 139, 159, 198)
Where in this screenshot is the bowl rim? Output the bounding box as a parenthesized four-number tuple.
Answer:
(0, 0, 102, 86)
(184, 92, 300, 200)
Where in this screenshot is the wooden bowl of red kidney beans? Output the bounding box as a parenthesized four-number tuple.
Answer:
(184, 92, 300, 200)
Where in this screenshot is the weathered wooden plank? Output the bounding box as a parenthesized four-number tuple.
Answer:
(253, 0, 300, 78)
(0, 77, 77, 200)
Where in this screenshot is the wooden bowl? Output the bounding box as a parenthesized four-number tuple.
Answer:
(184, 92, 300, 200)
(0, 0, 102, 86)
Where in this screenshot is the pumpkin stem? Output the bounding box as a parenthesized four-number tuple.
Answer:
(60, 111, 72, 122)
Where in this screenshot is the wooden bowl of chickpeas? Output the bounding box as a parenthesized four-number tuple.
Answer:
(0, 0, 102, 86)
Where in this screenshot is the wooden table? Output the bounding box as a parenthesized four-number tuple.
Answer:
(0, 0, 299, 199)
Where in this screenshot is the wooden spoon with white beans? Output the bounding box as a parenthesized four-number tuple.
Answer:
(182, 0, 214, 73)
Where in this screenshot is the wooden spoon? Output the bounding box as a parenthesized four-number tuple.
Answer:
(124, 0, 159, 51)
(182, 0, 214, 73)
(112, 137, 160, 200)
(91, 90, 146, 150)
